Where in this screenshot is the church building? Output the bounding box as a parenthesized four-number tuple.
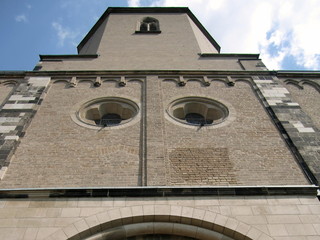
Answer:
(0, 7, 319, 239)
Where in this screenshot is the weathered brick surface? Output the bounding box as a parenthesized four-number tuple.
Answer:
(0, 80, 142, 188)
(0, 78, 49, 180)
(254, 76, 320, 184)
(169, 148, 237, 185)
(0, 75, 311, 188)
(162, 79, 308, 186)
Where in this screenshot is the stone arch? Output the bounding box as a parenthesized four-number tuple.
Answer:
(127, 78, 144, 83)
(52, 79, 70, 88)
(300, 79, 320, 92)
(234, 78, 253, 86)
(210, 78, 229, 87)
(283, 79, 302, 89)
(78, 79, 94, 88)
(45, 204, 273, 240)
(1, 79, 19, 86)
(185, 78, 204, 86)
(162, 78, 180, 86)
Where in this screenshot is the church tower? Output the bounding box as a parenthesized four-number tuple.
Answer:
(0, 7, 319, 240)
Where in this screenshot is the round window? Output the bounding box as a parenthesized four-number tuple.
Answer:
(76, 97, 139, 128)
(167, 97, 228, 126)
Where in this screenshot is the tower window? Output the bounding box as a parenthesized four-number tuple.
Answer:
(136, 17, 161, 33)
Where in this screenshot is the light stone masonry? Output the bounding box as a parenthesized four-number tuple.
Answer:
(0, 196, 317, 240)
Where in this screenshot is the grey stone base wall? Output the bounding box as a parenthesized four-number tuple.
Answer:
(0, 195, 319, 239)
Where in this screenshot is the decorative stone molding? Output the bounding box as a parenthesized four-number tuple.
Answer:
(51, 76, 144, 88)
(166, 96, 230, 128)
(161, 76, 253, 87)
(71, 97, 140, 130)
(45, 204, 273, 240)
(284, 78, 320, 92)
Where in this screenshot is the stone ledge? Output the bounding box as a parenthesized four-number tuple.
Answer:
(0, 185, 318, 199)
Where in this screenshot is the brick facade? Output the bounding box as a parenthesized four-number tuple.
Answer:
(0, 7, 319, 240)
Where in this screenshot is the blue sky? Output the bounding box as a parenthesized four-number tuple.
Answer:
(1, 0, 320, 71)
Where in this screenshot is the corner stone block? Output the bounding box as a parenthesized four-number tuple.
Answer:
(2, 104, 36, 110)
(28, 77, 51, 87)
(9, 95, 36, 101)
(0, 126, 16, 133)
(4, 136, 19, 141)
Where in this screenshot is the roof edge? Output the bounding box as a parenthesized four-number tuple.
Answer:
(40, 54, 99, 61)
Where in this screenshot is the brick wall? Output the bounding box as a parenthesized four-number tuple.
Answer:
(0, 80, 142, 188)
(161, 79, 308, 186)
(0, 75, 312, 188)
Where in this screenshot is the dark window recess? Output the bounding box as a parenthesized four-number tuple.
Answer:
(140, 22, 148, 31)
(95, 113, 122, 126)
(185, 113, 213, 125)
(137, 17, 161, 33)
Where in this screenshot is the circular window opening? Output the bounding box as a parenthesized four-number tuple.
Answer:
(167, 97, 228, 126)
(77, 97, 139, 128)
(95, 113, 122, 126)
(185, 113, 213, 125)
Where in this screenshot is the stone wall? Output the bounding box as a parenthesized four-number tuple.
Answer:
(0, 77, 49, 180)
(0, 78, 143, 188)
(0, 83, 14, 106)
(0, 75, 311, 188)
(0, 195, 319, 239)
(282, 80, 320, 129)
(161, 78, 308, 186)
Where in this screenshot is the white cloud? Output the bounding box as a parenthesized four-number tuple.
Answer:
(15, 14, 27, 23)
(127, 0, 320, 70)
(52, 22, 79, 47)
(128, 0, 141, 7)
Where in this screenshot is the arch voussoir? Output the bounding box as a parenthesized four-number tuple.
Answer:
(47, 204, 274, 240)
